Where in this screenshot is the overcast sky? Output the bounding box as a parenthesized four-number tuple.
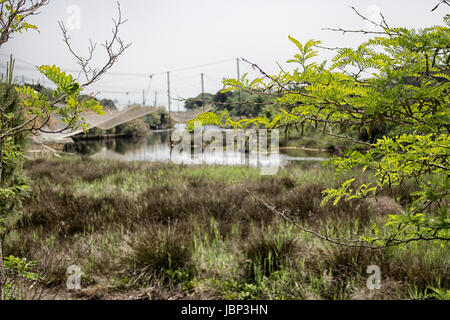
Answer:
(1, 0, 447, 109)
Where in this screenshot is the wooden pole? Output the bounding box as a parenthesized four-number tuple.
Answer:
(201, 72, 205, 112)
(167, 72, 172, 144)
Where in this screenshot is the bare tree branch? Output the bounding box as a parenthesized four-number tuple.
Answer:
(0, 0, 48, 47)
(1, 1, 132, 139)
(58, 1, 132, 88)
(431, 0, 450, 12)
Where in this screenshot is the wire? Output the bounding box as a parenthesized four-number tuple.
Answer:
(1, 55, 235, 77)
(94, 75, 146, 84)
(0, 53, 36, 66)
(88, 88, 142, 94)
(165, 58, 235, 74)
(5, 56, 242, 108)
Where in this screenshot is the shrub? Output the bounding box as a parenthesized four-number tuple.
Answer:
(129, 224, 195, 285)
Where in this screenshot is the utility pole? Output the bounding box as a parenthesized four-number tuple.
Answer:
(154, 91, 157, 107)
(167, 72, 172, 134)
(201, 72, 205, 112)
(236, 57, 241, 108)
(236, 57, 240, 79)
(142, 89, 146, 106)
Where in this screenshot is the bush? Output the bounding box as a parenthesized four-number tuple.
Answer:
(242, 224, 297, 283)
(129, 224, 195, 285)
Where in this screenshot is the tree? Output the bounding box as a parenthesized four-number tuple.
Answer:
(116, 118, 148, 136)
(184, 92, 214, 109)
(0, 0, 130, 299)
(189, 6, 450, 248)
(100, 98, 118, 111)
(211, 90, 270, 118)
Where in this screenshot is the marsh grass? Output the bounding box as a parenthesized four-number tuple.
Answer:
(242, 223, 299, 283)
(2, 157, 448, 299)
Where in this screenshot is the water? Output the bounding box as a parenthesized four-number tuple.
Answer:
(64, 130, 331, 168)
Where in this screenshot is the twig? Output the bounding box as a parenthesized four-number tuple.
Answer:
(245, 188, 450, 249)
(58, 1, 131, 88)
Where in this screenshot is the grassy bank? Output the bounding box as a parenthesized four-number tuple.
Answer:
(3, 158, 448, 299)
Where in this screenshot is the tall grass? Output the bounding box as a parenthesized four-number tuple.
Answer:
(2, 157, 448, 299)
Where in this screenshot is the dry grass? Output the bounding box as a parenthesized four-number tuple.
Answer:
(2, 157, 448, 300)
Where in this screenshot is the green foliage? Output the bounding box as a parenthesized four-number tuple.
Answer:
(99, 98, 117, 111)
(16, 65, 104, 128)
(3, 255, 43, 282)
(184, 89, 275, 123)
(0, 80, 29, 221)
(115, 118, 147, 136)
(1, 63, 105, 214)
(141, 108, 169, 129)
(1, 62, 105, 298)
(0, 0, 39, 38)
(426, 287, 450, 300)
(184, 92, 214, 109)
(212, 90, 273, 118)
(199, 14, 450, 246)
(2, 255, 43, 300)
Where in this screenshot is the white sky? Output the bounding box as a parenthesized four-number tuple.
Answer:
(1, 0, 448, 109)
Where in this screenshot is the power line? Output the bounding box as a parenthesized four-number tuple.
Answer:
(3, 55, 243, 109)
(94, 75, 146, 84)
(164, 58, 235, 74)
(0, 56, 235, 78)
(0, 53, 36, 66)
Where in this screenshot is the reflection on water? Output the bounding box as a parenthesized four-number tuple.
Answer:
(64, 131, 330, 168)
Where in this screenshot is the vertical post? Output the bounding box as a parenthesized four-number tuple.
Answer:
(154, 91, 157, 107)
(236, 57, 241, 108)
(236, 57, 240, 79)
(201, 72, 205, 112)
(167, 72, 172, 137)
(142, 89, 145, 107)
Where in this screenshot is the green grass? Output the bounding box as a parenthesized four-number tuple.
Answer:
(2, 157, 448, 300)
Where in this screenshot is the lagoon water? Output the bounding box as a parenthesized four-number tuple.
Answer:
(64, 129, 330, 169)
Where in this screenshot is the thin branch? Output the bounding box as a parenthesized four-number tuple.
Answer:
(431, 0, 450, 12)
(58, 1, 131, 88)
(9, 1, 132, 137)
(0, 0, 48, 47)
(244, 188, 369, 248)
(322, 27, 389, 36)
(245, 188, 450, 249)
